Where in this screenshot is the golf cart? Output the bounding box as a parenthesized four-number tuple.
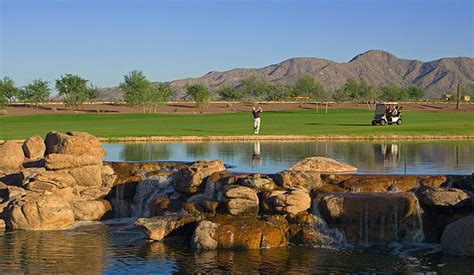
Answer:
(371, 102, 402, 126)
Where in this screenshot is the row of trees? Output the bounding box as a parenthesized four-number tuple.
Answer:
(0, 75, 99, 109)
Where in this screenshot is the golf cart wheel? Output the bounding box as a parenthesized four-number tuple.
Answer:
(380, 120, 386, 126)
(371, 120, 377, 126)
(397, 119, 402, 125)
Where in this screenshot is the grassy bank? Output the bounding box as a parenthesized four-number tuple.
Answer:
(1, 109, 473, 140)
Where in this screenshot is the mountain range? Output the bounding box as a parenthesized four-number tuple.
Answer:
(99, 50, 474, 100)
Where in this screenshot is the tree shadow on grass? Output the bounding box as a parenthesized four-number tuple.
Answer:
(304, 123, 370, 127)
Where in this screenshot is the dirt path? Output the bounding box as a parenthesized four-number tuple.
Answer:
(3, 102, 474, 116)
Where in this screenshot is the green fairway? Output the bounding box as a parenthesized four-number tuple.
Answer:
(1, 109, 473, 140)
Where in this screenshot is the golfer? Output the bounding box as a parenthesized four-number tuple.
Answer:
(252, 106, 262, 134)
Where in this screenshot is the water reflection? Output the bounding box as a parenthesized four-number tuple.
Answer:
(1, 223, 473, 273)
(103, 141, 474, 175)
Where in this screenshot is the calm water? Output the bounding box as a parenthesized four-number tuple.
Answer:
(1, 221, 473, 273)
(103, 141, 474, 175)
(2, 141, 473, 273)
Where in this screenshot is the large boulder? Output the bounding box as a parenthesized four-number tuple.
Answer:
(71, 200, 112, 221)
(25, 170, 76, 191)
(192, 216, 287, 250)
(6, 194, 75, 230)
(340, 175, 447, 193)
(317, 192, 421, 243)
(44, 131, 106, 159)
(267, 188, 311, 215)
(45, 154, 101, 170)
(136, 214, 201, 241)
(441, 216, 474, 256)
(68, 165, 102, 187)
(416, 187, 472, 242)
(289, 157, 357, 174)
(223, 185, 259, 216)
(272, 170, 321, 191)
(22, 135, 46, 159)
(0, 141, 25, 171)
(173, 160, 226, 194)
(236, 174, 277, 192)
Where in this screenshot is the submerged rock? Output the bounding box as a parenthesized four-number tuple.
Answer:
(441, 215, 474, 256)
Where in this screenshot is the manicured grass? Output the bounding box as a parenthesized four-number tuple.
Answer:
(1, 109, 473, 140)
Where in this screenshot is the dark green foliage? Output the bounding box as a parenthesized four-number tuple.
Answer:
(239, 76, 269, 100)
(218, 85, 244, 101)
(405, 86, 425, 101)
(87, 84, 101, 102)
(292, 75, 326, 101)
(55, 74, 89, 109)
(265, 84, 291, 101)
(379, 85, 408, 101)
(341, 78, 379, 103)
(120, 70, 171, 113)
(20, 79, 51, 106)
(186, 83, 211, 109)
(0, 77, 21, 102)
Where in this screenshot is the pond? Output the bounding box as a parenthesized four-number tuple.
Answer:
(103, 141, 474, 175)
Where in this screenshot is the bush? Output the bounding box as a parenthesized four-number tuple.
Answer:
(186, 83, 211, 109)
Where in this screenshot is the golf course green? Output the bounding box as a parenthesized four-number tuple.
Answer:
(1, 109, 473, 140)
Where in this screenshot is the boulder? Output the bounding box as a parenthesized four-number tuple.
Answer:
(416, 187, 472, 242)
(317, 192, 421, 243)
(6, 194, 75, 230)
(272, 170, 321, 191)
(416, 187, 471, 207)
(289, 157, 357, 174)
(0, 141, 25, 170)
(441, 216, 474, 256)
(268, 188, 311, 215)
(71, 200, 112, 221)
(192, 216, 287, 250)
(45, 154, 101, 170)
(173, 160, 225, 194)
(223, 185, 259, 216)
(44, 131, 106, 159)
(340, 175, 447, 193)
(28, 170, 76, 189)
(68, 165, 102, 187)
(148, 196, 184, 216)
(136, 214, 201, 241)
(22, 135, 46, 159)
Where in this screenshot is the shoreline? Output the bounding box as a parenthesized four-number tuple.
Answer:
(4, 135, 474, 144)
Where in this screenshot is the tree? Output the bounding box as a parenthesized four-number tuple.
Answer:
(218, 85, 245, 101)
(0, 88, 6, 109)
(292, 75, 326, 101)
(405, 86, 425, 101)
(148, 83, 173, 113)
(0, 77, 20, 102)
(55, 74, 89, 109)
(332, 88, 349, 103)
(379, 85, 408, 101)
(86, 84, 101, 102)
(265, 84, 290, 101)
(240, 76, 269, 100)
(341, 79, 378, 103)
(186, 83, 211, 109)
(120, 70, 150, 109)
(20, 79, 51, 107)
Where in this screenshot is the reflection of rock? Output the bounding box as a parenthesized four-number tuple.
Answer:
(441, 216, 474, 256)
(192, 216, 287, 250)
(6, 194, 75, 230)
(22, 135, 45, 160)
(317, 192, 421, 243)
(173, 160, 225, 194)
(290, 157, 357, 173)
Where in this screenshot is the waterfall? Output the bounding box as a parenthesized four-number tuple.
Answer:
(109, 184, 132, 218)
(310, 200, 347, 247)
(131, 175, 174, 217)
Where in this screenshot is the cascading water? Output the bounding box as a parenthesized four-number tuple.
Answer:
(310, 201, 347, 247)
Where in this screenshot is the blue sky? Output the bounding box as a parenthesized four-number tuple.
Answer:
(1, 0, 473, 88)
